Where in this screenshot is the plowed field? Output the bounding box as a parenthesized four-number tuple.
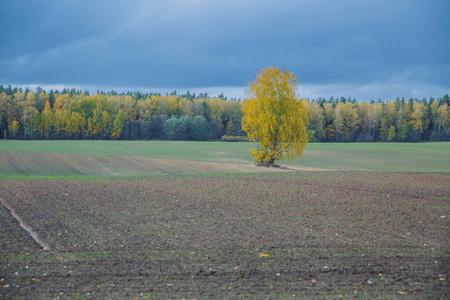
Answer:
(1, 171, 449, 298)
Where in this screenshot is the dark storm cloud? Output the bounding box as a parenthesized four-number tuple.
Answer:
(0, 0, 448, 99)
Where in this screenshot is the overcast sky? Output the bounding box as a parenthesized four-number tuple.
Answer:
(1, 0, 449, 101)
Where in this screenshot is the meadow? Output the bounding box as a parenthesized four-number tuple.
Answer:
(0, 141, 449, 298)
(0, 141, 449, 179)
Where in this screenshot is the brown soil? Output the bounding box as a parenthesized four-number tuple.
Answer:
(0, 171, 448, 298)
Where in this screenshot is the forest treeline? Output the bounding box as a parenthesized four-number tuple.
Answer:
(0, 85, 449, 142)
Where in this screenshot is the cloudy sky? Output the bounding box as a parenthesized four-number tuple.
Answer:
(1, 0, 449, 100)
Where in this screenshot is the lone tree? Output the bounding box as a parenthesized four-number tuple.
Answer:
(242, 66, 308, 167)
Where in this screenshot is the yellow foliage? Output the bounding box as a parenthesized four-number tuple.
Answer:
(8, 119, 20, 139)
(53, 97, 63, 111)
(208, 97, 225, 121)
(242, 66, 308, 167)
(44, 100, 51, 112)
(410, 102, 427, 132)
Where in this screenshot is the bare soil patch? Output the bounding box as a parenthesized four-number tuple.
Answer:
(0, 171, 448, 298)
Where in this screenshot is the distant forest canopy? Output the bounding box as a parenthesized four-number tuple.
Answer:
(0, 85, 449, 142)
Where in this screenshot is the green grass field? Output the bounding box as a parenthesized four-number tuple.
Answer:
(0, 141, 449, 178)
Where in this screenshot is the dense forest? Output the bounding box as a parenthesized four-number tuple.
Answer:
(0, 85, 449, 142)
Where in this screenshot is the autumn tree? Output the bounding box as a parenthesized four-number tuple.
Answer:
(18, 92, 36, 139)
(54, 109, 67, 138)
(36, 101, 54, 139)
(387, 125, 396, 141)
(306, 101, 325, 142)
(66, 112, 85, 139)
(139, 95, 160, 119)
(8, 119, 19, 139)
(112, 109, 126, 139)
(410, 102, 427, 140)
(242, 66, 308, 167)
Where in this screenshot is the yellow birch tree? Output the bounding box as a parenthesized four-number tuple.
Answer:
(242, 66, 308, 167)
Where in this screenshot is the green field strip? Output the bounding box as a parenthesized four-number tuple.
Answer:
(0, 141, 449, 179)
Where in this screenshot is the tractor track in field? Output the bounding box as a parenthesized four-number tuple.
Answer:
(0, 197, 50, 250)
